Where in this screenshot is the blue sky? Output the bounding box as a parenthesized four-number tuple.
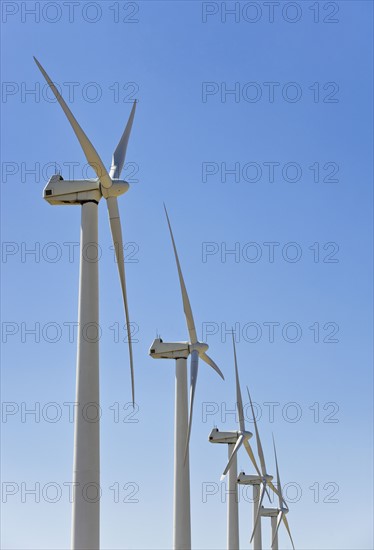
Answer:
(1, 1, 373, 549)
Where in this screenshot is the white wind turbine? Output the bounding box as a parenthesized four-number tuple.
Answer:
(237, 388, 282, 550)
(260, 435, 295, 550)
(34, 57, 136, 550)
(209, 332, 253, 550)
(149, 205, 224, 550)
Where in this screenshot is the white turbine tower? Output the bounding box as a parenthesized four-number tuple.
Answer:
(34, 58, 136, 550)
(149, 205, 224, 550)
(209, 333, 253, 550)
(260, 507, 280, 550)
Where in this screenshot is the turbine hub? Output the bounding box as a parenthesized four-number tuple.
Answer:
(105, 179, 129, 198)
(189, 342, 208, 355)
(241, 429, 253, 440)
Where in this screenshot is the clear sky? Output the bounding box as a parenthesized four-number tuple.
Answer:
(1, 1, 373, 549)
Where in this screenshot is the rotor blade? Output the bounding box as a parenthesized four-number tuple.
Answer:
(268, 480, 282, 503)
(34, 57, 112, 189)
(200, 352, 224, 380)
(232, 331, 245, 431)
(107, 196, 134, 404)
(272, 434, 283, 509)
(247, 387, 267, 476)
(110, 100, 137, 179)
(243, 439, 272, 500)
(282, 515, 295, 550)
(243, 439, 262, 478)
(184, 350, 199, 463)
(221, 434, 244, 479)
(271, 511, 283, 548)
(164, 205, 197, 344)
(250, 482, 267, 543)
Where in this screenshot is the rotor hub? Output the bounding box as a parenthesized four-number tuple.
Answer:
(104, 180, 129, 198)
(189, 342, 208, 355)
(241, 429, 253, 440)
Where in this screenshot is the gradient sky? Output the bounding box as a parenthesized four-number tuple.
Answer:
(1, 1, 373, 549)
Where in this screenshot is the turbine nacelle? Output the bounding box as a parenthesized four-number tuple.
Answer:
(237, 471, 262, 485)
(261, 507, 279, 518)
(149, 338, 190, 360)
(43, 174, 129, 205)
(209, 427, 252, 444)
(43, 175, 100, 205)
(148, 338, 212, 361)
(262, 503, 290, 515)
(237, 471, 273, 484)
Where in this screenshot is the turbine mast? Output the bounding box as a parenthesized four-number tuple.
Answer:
(71, 202, 100, 549)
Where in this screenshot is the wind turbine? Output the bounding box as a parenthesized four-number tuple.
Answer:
(149, 205, 224, 550)
(34, 58, 136, 550)
(260, 435, 295, 550)
(237, 388, 280, 550)
(209, 332, 253, 550)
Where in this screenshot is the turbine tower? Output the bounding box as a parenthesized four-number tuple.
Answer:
(149, 205, 224, 550)
(260, 507, 280, 550)
(209, 333, 253, 550)
(34, 58, 136, 550)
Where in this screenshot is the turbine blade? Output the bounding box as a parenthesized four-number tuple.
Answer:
(268, 480, 282, 503)
(34, 57, 112, 189)
(184, 350, 199, 463)
(282, 515, 295, 550)
(107, 196, 134, 404)
(222, 433, 244, 478)
(243, 439, 262, 478)
(247, 387, 267, 476)
(243, 439, 272, 501)
(272, 434, 284, 509)
(164, 205, 197, 344)
(250, 482, 267, 543)
(200, 352, 224, 379)
(271, 511, 283, 548)
(110, 100, 137, 179)
(232, 332, 245, 431)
